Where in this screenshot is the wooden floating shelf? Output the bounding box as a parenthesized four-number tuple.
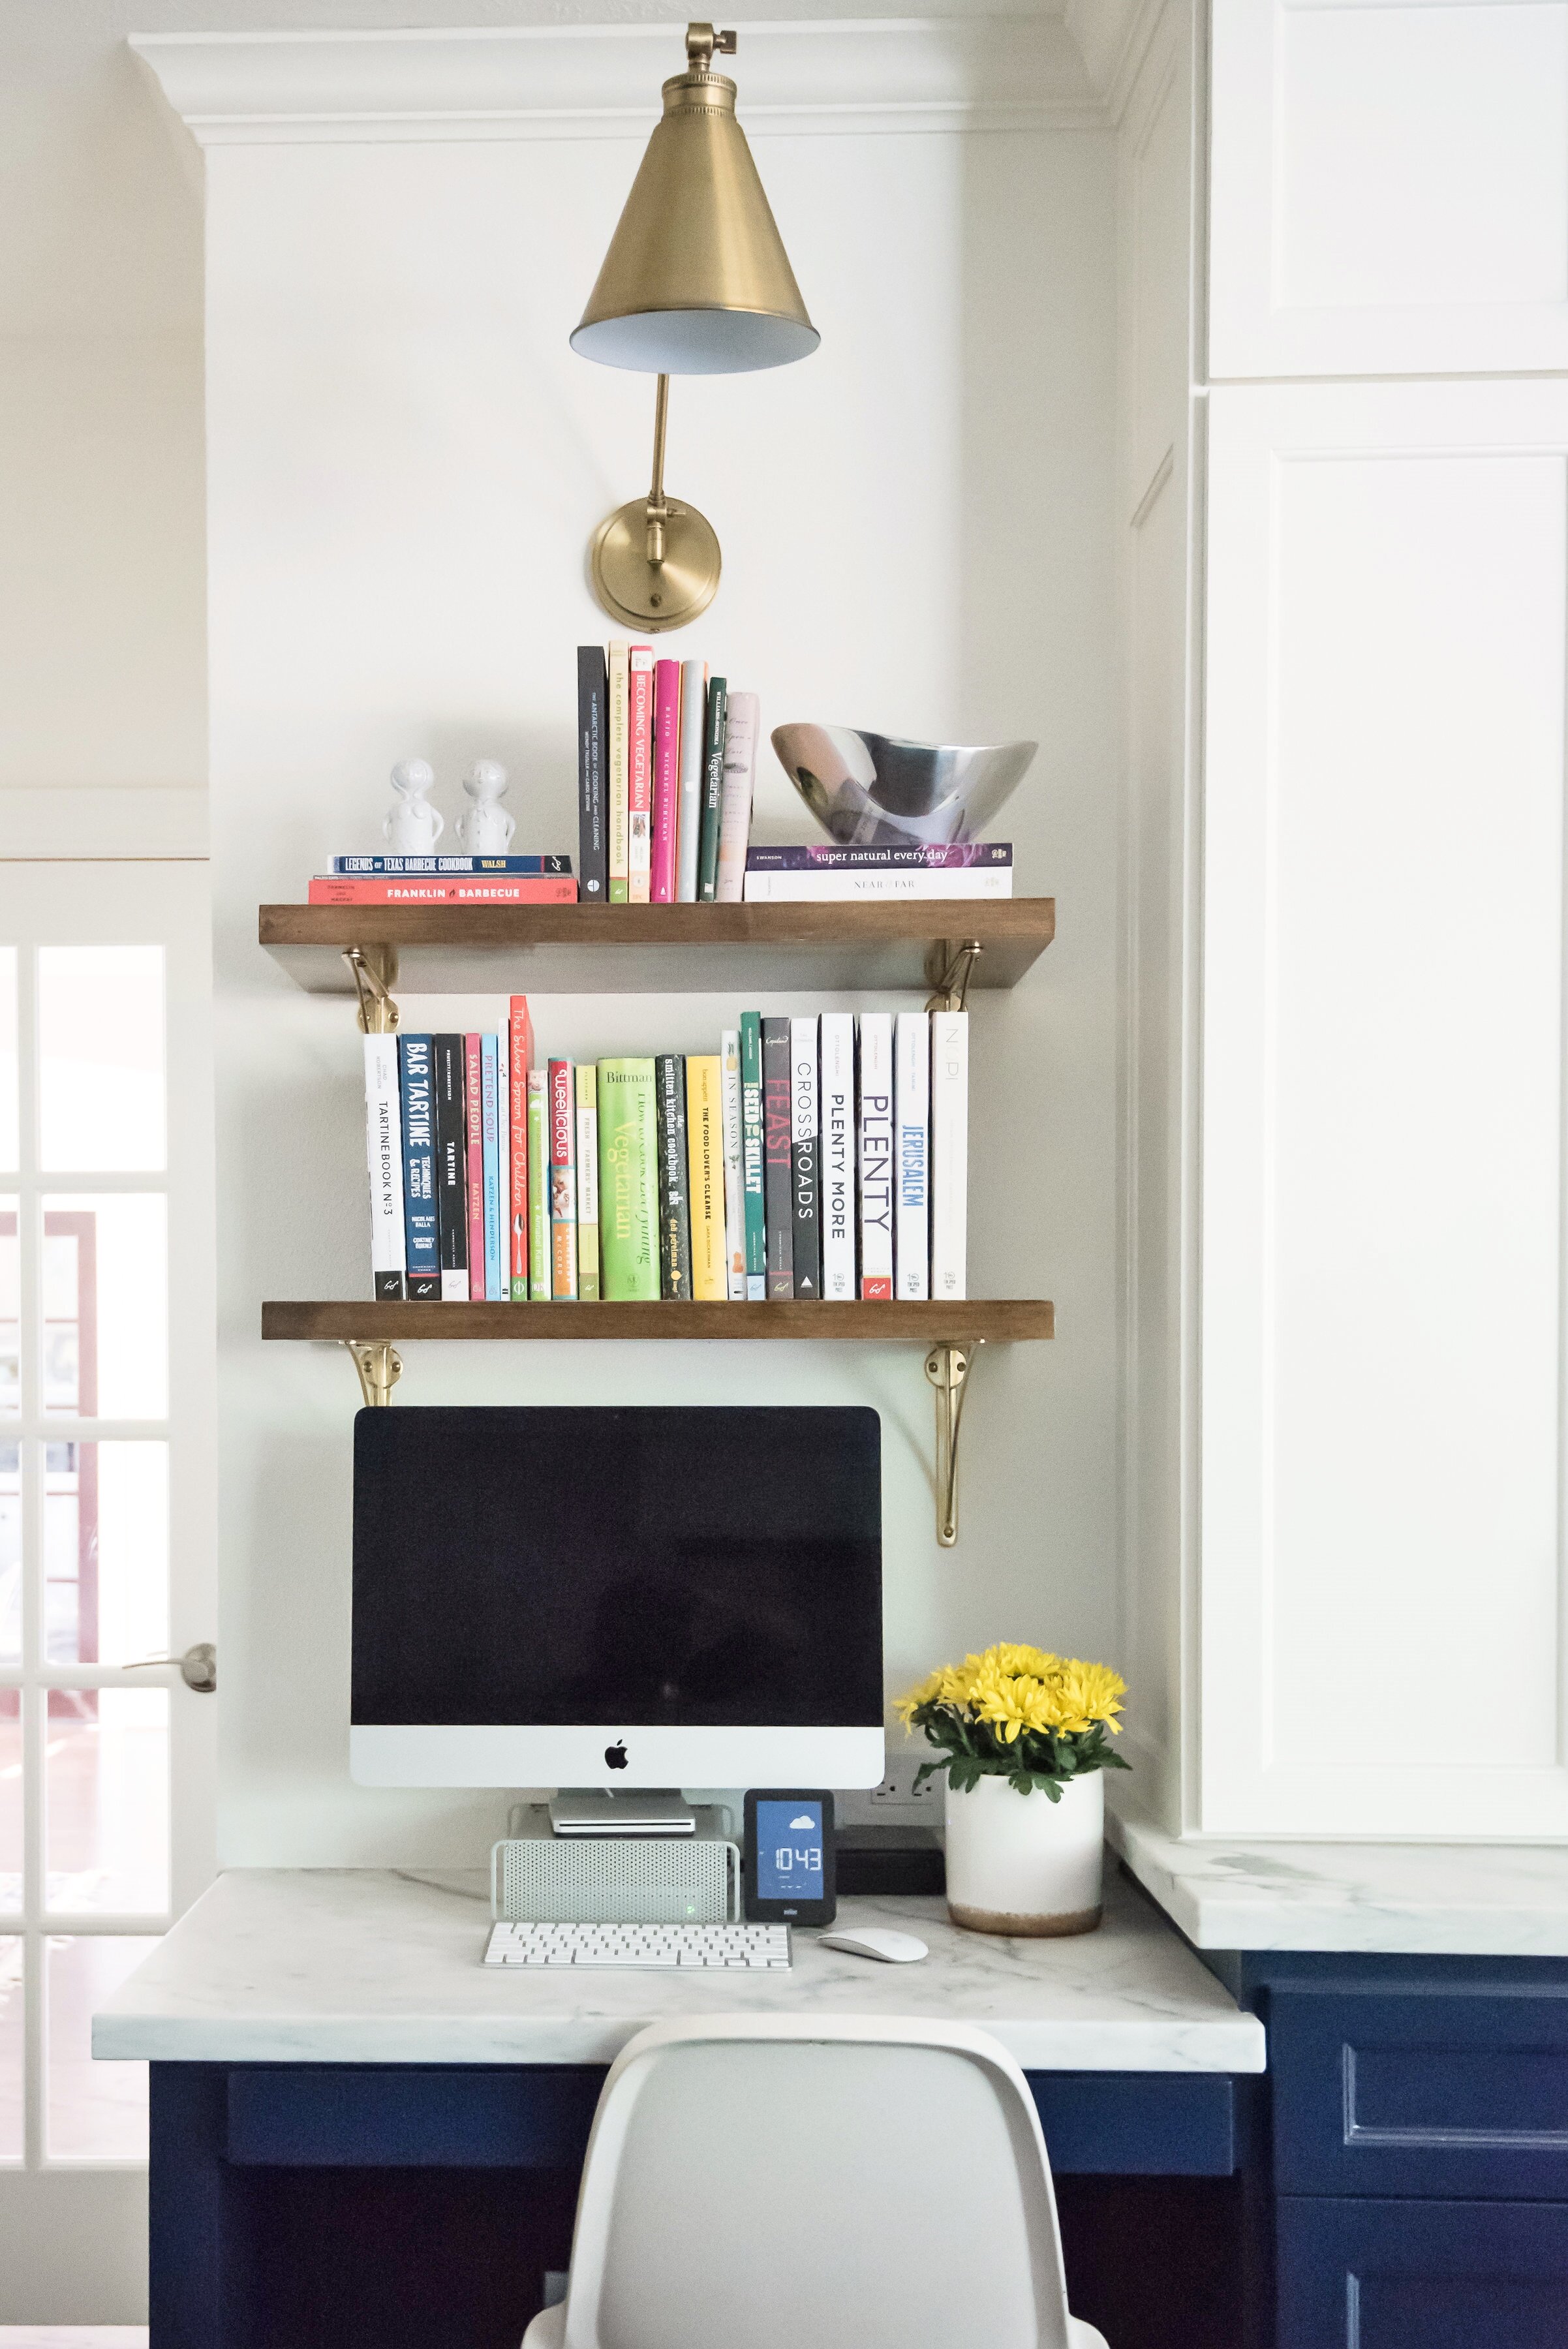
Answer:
(262, 1299, 1055, 1344)
(257, 899, 1055, 998)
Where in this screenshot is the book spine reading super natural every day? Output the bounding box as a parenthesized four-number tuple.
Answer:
(359, 1002, 969, 1306)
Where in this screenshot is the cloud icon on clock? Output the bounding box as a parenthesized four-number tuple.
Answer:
(790, 1815, 814, 1830)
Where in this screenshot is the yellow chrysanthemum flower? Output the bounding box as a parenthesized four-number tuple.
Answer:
(896, 1644, 1128, 1737)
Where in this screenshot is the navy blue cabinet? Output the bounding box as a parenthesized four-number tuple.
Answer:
(1278, 2196, 1568, 2349)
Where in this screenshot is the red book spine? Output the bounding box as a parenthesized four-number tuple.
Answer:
(465, 1034, 485, 1301)
(308, 876, 577, 905)
(508, 996, 532, 1299)
(651, 658, 681, 904)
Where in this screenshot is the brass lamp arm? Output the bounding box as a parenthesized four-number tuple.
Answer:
(646, 373, 671, 568)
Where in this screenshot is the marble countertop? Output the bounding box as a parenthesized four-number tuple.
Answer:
(93, 1865, 1264, 2072)
(1113, 1811, 1568, 1956)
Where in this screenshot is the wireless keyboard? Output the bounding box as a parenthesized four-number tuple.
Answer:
(484, 1921, 792, 1970)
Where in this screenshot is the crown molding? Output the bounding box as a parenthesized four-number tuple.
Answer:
(129, 17, 1109, 146)
(1065, 0, 1166, 124)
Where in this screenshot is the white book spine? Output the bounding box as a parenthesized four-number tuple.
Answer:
(857, 1013, 895, 1300)
(363, 1034, 407, 1293)
(676, 660, 706, 904)
(894, 1011, 930, 1302)
(743, 868, 1011, 902)
(720, 1027, 746, 1301)
(820, 1013, 857, 1301)
(929, 1010, 968, 1302)
(715, 691, 758, 904)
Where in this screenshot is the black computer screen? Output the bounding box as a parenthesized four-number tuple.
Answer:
(351, 1406, 883, 1727)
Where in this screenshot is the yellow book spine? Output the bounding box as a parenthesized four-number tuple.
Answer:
(686, 1054, 725, 1301)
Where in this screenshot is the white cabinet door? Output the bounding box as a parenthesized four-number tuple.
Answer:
(1201, 378, 1568, 1836)
(1210, 0, 1568, 377)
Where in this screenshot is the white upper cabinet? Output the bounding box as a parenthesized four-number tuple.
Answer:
(1210, 0, 1568, 376)
(1201, 376, 1568, 1835)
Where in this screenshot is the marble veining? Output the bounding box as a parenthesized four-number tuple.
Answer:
(1112, 1811, 1568, 1955)
(91, 1865, 1263, 2072)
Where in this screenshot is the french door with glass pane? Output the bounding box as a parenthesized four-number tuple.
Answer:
(0, 860, 215, 2320)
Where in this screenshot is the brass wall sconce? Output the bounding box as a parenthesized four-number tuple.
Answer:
(572, 22, 819, 633)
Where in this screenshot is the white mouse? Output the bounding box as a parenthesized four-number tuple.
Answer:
(817, 1926, 929, 1965)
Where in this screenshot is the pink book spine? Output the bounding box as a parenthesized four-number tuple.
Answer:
(465, 1033, 485, 1301)
(651, 658, 681, 904)
(508, 996, 532, 1298)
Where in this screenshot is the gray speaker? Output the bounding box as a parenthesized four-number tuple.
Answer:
(491, 1806, 741, 1925)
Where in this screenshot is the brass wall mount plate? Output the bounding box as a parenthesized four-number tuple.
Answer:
(590, 495, 722, 633)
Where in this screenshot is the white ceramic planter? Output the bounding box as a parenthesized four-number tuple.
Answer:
(944, 1770, 1105, 1936)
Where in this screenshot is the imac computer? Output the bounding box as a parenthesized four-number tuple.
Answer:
(350, 1404, 884, 1790)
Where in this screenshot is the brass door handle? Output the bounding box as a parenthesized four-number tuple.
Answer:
(121, 1642, 217, 1695)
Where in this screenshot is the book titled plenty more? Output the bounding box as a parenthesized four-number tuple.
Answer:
(743, 843, 1013, 902)
(362, 1000, 968, 1304)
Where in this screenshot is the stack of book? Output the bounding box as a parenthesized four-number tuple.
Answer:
(310, 856, 576, 907)
(576, 645, 757, 906)
(363, 1002, 968, 1305)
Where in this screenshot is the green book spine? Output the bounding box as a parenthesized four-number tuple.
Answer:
(739, 1009, 767, 1301)
(527, 1071, 549, 1300)
(696, 676, 728, 903)
(654, 1052, 692, 1300)
(596, 1059, 660, 1302)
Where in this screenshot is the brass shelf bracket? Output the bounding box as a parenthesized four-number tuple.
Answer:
(926, 938, 983, 1013)
(345, 1339, 402, 1409)
(343, 945, 400, 1035)
(925, 1338, 981, 1547)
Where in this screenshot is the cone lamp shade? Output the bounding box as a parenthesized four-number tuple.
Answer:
(572, 57, 818, 375)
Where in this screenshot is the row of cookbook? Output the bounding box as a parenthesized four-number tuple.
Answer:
(576, 646, 757, 906)
(363, 1003, 968, 1304)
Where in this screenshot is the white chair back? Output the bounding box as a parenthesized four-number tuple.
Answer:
(555, 2013, 1076, 2349)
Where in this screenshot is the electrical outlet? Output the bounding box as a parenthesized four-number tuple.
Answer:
(837, 1755, 943, 1825)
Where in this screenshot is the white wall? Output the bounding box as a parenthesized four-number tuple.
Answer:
(193, 59, 1120, 1862)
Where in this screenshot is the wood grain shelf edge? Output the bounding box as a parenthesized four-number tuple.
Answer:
(262, 1300, 1055, 1343)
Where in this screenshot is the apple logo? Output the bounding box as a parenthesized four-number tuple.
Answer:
(605, 1741, 628, 1770)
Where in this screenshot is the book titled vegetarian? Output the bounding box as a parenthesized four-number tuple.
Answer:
(857, 1013, 895, 1300)
(686, 1054, 726, 1301)
(397, 1034, 440, 1302)
(697, 677, 729, 902)
(508, 997, 532, 1301)
(309, 874, 577, 906)
(790, 1015, 820, 1299)
(761, 1016, 795, 1299)
(362, 1034, 406, 1300)
(739, 1010, 767, 1301)
(655, 1052, 692, 1301)
(577, 646, 608, 904)
(720, 1028, 746, 1302)
(930, 1009, 968, 1302)
(549, 1059, 578, 1300)
(894, 1011, 930, 1302)
(433, 1034, 469, 1302)
(576, 1064, 600, 1302)
(598, 1059, 660, 1301)
(527, 1069, 550, 1302)
(819, 1012, 856, 1302)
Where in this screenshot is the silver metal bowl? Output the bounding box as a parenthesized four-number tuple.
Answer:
(770, 724, 1037, 849)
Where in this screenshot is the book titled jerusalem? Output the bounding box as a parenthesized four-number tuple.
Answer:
(739, 1010, 767, 1301)
(549, 1059, 579, 1300)
(654, 1052, 692, 1300)
(894, 1011, 930, 1302)
(362, 1033, 406, 1300)
(527, 1069, 550, 1300)
(720, 1028, 746, 1301)
(576, 645, 608, 904)
(627, 645, 654, 905)
(761, 1016, 794, 1299)
(576, 1064, 601, 1302)
(857, 1013, 895, 1300)
(508, 997, 532, 1301)
(790, 1016, 820, 1298)
(397, 1034, 440, 1302)
(930, 1008, 968, 1302)
(819, 1013, 856, 1302)
(433, 1034, 469, 1302)
(607, 640, 630, 904)
(597, 1059, 660, 1302)
(686, 1055, 726, 1302)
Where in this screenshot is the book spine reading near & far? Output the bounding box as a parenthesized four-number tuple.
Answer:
(739, 1011, 767, 1301)
(607, 640, 630, 904)
(819, 1012, 856, 1302)
(790, 1015, 820, 1298)
(549, 1059, 578, 1300)
(895, 1011, 930, 1302)
(527, 1069, 549, 1301)
(363, 1033, 406, 1299)
(508, 997, 532, 1301)
(857, 1013, 894, 1300)
(627, 644, 654, 904)
(397, 1034, 440, 1302)
(576, 1065, 600, 1302)
(465, 1034, 485, 1300)
(930, 1009, 968, 1302)
(655, 1052, 692, 1301)
(761, 1016, 794, 1299)
(686, 1054, 725, 1301)
(597, 1059, 659, 1302)
(720, 1028, 746, 1301)
(434, 1034, 469, 1302)
(576, 647, 607, 904)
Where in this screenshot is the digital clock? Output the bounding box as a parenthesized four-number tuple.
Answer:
(742, 1789, 837, 1926)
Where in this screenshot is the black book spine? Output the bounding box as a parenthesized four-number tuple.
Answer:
(761, 1017, 795, 1299)
(792, 1021, 820, 1299)
(655, 1052, 692, 1300)
(576, 645, 607, 904)
(433, 1034, 468, 1293)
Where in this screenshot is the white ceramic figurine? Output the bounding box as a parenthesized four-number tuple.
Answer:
(455, 760, 515, 853)
(384, 758, 444, 852)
